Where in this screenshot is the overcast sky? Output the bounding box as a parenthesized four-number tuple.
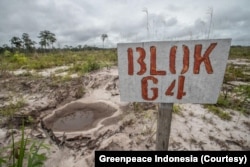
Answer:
(0, 0, 250, 48)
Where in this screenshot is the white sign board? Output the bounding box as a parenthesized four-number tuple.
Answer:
(118, 39, 231, 103)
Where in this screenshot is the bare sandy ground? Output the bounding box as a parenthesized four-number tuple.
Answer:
(0, 66, 249, 167)
(44, 67, 249, 167)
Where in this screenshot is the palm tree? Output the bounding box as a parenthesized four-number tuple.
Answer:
(101, 34, 108, 48)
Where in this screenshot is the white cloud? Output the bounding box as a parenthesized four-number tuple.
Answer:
(0, 0, 250, 47)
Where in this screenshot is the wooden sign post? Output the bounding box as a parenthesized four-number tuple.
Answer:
(117, 39, 231, 150)
(156, 103, 173, 150)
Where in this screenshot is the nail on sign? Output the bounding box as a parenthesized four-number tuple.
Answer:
(118, 39, 231, 103)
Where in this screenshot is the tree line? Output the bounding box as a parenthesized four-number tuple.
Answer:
(6, 30, 56, 51)
(0, 32, 109, 54)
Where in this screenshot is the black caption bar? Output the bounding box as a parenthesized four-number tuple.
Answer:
(95, 151, 249, 167)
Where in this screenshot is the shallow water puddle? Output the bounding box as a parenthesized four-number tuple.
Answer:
(43, 101, 118, 133)
(52, 110, 94, 131)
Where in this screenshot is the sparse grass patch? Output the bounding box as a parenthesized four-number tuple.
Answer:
(84, 56, 101, 72)
(74, 86, 85, 99)
(68, 56, 104, 74)
(210, 52, 249, 125)
(0, 123, 49, 167)
(216, 94, 231, 107)
(69, 63, 86, 74)
(222, 84, 249, 114)
(173, 104, 181, 114)
(0, 64, 12, 78)
(229, 46, 250, 59)
(231, 96, 249, 114)
(48, 74, 73, 85)
(0, 98, 34, 128)
(209, 136, 229, 150)
(60, 74, 72, 82)
(224, 64, 250, 83)
(206, 83, 250, 117)
(0, 99, 26, 117)
(202, 115, 214, 124)
(0, 49, 117, 71)
(133, 102, 143, 112)
(204, 105, 232, 121)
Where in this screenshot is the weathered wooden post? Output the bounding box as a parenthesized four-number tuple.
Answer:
(156, 103, 173, 150)
(117, 39, 231, 151)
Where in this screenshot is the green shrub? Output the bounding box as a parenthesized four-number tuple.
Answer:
(173, 104, 181, 114)
(216, 95, 230, 107)
(84, 57, 100, 72)
(12, 52, 28, 66)
(3, 50, 12, 57)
